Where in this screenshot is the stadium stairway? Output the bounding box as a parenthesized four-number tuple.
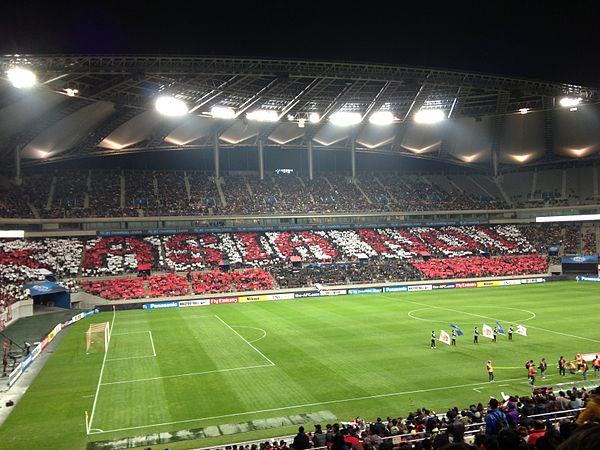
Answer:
(216, 177, 227, 208)
(353, 179, 372, 204)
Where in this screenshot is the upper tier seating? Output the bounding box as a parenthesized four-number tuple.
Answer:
(5, 168, 596, 218)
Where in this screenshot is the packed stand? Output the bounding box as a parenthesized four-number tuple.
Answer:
(10, 170, 591, 218)
(151, 171, 190, 216)
(0, 225, 557, 301)
(124, 171, 157, 211)
(81, 236, 160, 276)
(562, 224, 581, 255)
(411, 255, 548, 280)
(0, 238, 83, 305)
(582, 228, 597, 255)
(356, 174, 392, 211)
(206, 385, 599, 450)
(87, 171, 125, 217)
(188, 172, 220, 214)
(20, 172, 52, 214)
(274, 174, 317, 213)
(519, 225, 563, 253)
(80, 278, 145, 300)
(222, 176, 257, 215)
(0, 183, 34, 218)
(49, 171, 88, 217)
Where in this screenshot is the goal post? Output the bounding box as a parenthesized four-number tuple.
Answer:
(86, 322, 110, 354)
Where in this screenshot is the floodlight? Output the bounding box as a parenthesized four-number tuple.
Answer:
(369, 111, 394, 125)
(518, 108, 530, 114)
(7, 67, 37, 88)
(559, 97, 581, 108)
(246, 109, 279, 122)
(459, 153, 480, 163)
(414, 109, 445, 124)
(511, 154, 530, 163)
(155, 96, 188, 116)
(309, 112, 321, 123)
(210, 105, 236, 119)
(330, 111, 362, 126)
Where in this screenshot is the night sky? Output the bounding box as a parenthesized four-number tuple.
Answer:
(1, 2, 599, 85)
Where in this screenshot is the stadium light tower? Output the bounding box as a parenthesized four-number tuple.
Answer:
(246, 109, 279, 122)
(330, 111, 362, 126)
(414, 109, 445, 124)
(210, 105, 236, 119)
(155, 96, 189, 116)
(559, 97, 581, 108)
(369, 111, 394, 125)
(309, 112, 321, 123)
(7, 67, 37, 88)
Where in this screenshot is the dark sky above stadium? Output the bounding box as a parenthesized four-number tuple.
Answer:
(1, 2, 599, 86)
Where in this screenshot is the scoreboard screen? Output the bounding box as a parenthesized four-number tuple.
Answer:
(562, 255, 598, 274)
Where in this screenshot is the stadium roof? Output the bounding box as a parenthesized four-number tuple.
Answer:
(1, 55, 600, 170)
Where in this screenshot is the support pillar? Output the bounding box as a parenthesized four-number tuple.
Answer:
(492, 151, 499, 178)
(213, 134, 220, 179)
(14, 143, 22, 186)
(350, 139, 356, 179)
(258, 140, 264, 180)
(308, 140, 314, 180)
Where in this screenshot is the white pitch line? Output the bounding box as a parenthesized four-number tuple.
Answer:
(396, 297, 600, 344)
(87, 309, 116, 434)
(88, 375, 529, 435)
(106, 355, 156, 362)
(473, 388, 481, 392)
(100, 363, 274, 386)
(215, 315, 275, 366)
(148, 331, 156, 357)
(232, 326, 268, 343)
(111, 331, 153, 336)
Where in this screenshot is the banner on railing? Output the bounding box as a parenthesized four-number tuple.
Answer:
(142, 301, 179, 310)
(179, 299, 210, 307)
(383, 286, 408, 293)
(455, 282, 477, 288)
(294, 292, 321, 298)
(577, 276, 600, 282)
(319, 289, 347, 296)
(238, 295, 268, 303)
(408, 285, 432, 291)
(209, 297, 238, 304)
(477, 281, 500, 287)
(349, 288, 382, 295)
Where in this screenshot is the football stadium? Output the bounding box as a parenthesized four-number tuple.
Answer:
(0, 55, 599, 450)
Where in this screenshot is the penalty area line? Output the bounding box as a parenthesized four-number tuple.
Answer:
(214, 315, 275, 366)
(100, 363, 274, 386)
(88, 376, 529, 435)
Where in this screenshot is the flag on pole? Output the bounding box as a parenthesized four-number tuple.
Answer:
(450, 323, 464, 336)
(439, 330, 451, 345)
(516, 325, 528, 336)
(495, 320, 505, 336)
(482, 323, 494, 339)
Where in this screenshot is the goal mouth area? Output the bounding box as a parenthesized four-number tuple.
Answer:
(86, 322, 110, 354)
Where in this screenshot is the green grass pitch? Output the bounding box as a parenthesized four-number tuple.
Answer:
(1, 281, 599, 449)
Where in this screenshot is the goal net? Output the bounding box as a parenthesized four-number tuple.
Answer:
(86, 322, 110, 354)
